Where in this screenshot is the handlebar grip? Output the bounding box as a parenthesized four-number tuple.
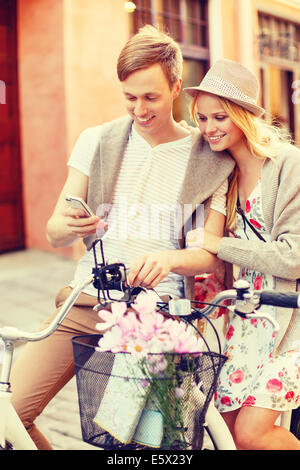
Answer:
(259, 291, 300, 309)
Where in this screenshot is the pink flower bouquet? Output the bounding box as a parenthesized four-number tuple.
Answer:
(95, 291, 204, 449)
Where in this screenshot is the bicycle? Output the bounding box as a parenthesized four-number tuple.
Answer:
(0, 238, 299, 450)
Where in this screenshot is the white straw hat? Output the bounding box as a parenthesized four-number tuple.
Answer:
(184, 58, 265, 117)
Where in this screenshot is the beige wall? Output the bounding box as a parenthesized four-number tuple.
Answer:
(63, 0, 129, 156)
(220, 0, 239, 61)
(18, 0, 71, 257)
(18, 0, 131, 258)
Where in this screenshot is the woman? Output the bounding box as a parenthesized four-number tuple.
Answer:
(184, 59, 300, 450)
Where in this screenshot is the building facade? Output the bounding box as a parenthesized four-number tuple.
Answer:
(0, 0, 299, 258)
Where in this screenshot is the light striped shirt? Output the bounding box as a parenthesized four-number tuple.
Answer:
(68, 123, 227, 298)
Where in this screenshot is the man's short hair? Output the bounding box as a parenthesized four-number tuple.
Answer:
(117, 25, 183, 89)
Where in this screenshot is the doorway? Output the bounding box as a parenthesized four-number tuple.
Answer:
(0, 0, 25, 252)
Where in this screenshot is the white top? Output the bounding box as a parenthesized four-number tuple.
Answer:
(68, 124, 228, 298)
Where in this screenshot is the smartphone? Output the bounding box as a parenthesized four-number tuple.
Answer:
(65, 195, 94, 217)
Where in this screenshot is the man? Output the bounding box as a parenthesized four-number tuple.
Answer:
(11, 25, 234, 449)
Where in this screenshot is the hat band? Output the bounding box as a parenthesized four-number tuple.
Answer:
(201, 75, 258, 107)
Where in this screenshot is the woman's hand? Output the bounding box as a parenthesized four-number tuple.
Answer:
(127, 251, 174, 288)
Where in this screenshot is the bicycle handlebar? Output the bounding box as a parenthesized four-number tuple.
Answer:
(162, 280, 300, 334)
(258, 290, 300, 309)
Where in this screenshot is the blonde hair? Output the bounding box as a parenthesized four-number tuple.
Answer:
(191, 93, 292, 229)
(117, 25, 182, 89)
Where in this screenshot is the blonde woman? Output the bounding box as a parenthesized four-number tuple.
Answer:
(185, 59, 300, 450)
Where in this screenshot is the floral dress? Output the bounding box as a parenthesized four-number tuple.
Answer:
(215, 180, 300, 413)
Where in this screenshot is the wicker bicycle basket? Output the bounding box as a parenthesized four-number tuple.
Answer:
(72, 334, 226, 450)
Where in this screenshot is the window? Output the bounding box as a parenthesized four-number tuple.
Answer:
(130, 0, 209, 122)
(258, 12, 300, 62)
(132, 0, 209, 57)
(258, 12, 299, 139)
(185, 0, 208, 47)
(131, 0, 153, 30)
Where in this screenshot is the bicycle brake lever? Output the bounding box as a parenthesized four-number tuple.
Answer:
(245, 310, 280, 332)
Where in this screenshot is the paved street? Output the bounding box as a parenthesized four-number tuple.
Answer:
(0, 248, 96, 450)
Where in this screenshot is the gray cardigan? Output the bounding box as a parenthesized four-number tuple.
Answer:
(218, 144, 300, 354)
(84, 115, 234, 298)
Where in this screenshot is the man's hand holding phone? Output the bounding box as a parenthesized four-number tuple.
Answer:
(65, 196, 108, 239)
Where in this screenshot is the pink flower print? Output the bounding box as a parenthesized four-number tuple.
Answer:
(194, 274, 227, 316)
(226, 325, 235, 341)
(221, 396, 231, 406)
(253, 275, 262, 290)
(229, 369, 244, 384)
(245, 200, 251, 213)
(285, 391, 295, 402)
(250, 218, 261, 229)
(242, 395, 256, 406)
(266, 378, 283, 393)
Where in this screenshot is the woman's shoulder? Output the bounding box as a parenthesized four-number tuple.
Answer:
(276, 142, 300, 165)
(264, 143, 300, 174)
